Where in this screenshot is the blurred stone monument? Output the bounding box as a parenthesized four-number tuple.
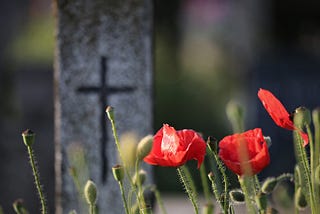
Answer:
(54, 0, 153, 213)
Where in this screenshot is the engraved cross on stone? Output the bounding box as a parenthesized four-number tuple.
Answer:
(77, 56, 135, 183)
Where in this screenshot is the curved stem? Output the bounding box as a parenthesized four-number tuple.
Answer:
(177, 166, 199, 214)
(27, 146, 46, 214)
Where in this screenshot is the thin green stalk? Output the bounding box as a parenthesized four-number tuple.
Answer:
(177, 166, 199, 214)
(238, 176, 256, 214)
(294, 166, 300, 214)
(151, 186, 168, 214)
(118, 181, 130, 214)
(200, 163, 211, 203)
(306, 124, 319, 213)
(134, 159, 148, 212)
(107, 108, 142, 211)
(27, 146, 46, 214)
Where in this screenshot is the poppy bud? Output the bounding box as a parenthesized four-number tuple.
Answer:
(105, 106, 115, 122)
(84, 180, 98, 205)
(22, 129, 35, 147)
(226, 100, 244, 132)
(13, 199, 28, 214)
(137, 135, 153, 160)
(112, 165, 124, 182)
(294, 107, 311, 128)
(132, 169, 147, 186)
(207, 172, 214, 182)
(295, 187, 308, 210)
(229, 189, 245, 203)
(68, 210, 77, 214)
(261, 177, 278, 194)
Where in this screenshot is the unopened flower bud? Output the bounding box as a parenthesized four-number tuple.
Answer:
(84, 180, 97, 205)
(106, 106, 115, 121)
(226, 100, 244, 132)
(112, 165, 124, 182)
(261, 177, 278, 194)
(137, 135, 153, 160)
(208, 172, 214, 182)
(133, 169, 147, 186)
(13, 199, 28, 214)
(68, 210, 77, 214)
(229, 189, 245, 203)
(295, 187, 307, 210)
(294, 107, 311, 128)
(22, 129, 35, 147)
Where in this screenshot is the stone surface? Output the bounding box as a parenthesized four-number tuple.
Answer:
(54, 0, 153, 213)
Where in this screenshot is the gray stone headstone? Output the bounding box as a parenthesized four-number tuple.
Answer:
(54, 1, 153, 213)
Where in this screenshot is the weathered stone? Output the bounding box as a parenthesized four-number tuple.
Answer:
(54, 0, 153, 213)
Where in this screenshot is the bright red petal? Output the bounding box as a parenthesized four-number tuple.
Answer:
(258, 88, 309, 146)
(218, 128, 270, 176)
(144, 124, 206, 167)
(258, 88, 294, 129)
(177, 129, 206, 168)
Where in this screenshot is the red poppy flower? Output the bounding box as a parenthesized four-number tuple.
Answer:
(258, 88, 308, 146)
(219, 128, 270, 176)
(143, 124, 206, 168)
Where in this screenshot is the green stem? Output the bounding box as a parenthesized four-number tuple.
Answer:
(294, 166, 300, 214)
(177, 166, 199, 214)
(135, 159, 148, 211)
(207, 144, 229, 213)
(306, 124, 319, 213)
(118, 181, 130, 214)
(293, 131, 316, 213)
(27, 146, 46, 214)
(200, 163, 211, 203)
(151, 186, 168, 214)
(89, 204, 95, 214)
(107, 112, 141, 210)
(238, 176, 256, 214)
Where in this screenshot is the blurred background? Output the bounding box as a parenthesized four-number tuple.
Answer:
(1, 0, 320, 213)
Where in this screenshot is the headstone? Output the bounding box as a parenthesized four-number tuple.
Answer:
(54, 1, 153, 213)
